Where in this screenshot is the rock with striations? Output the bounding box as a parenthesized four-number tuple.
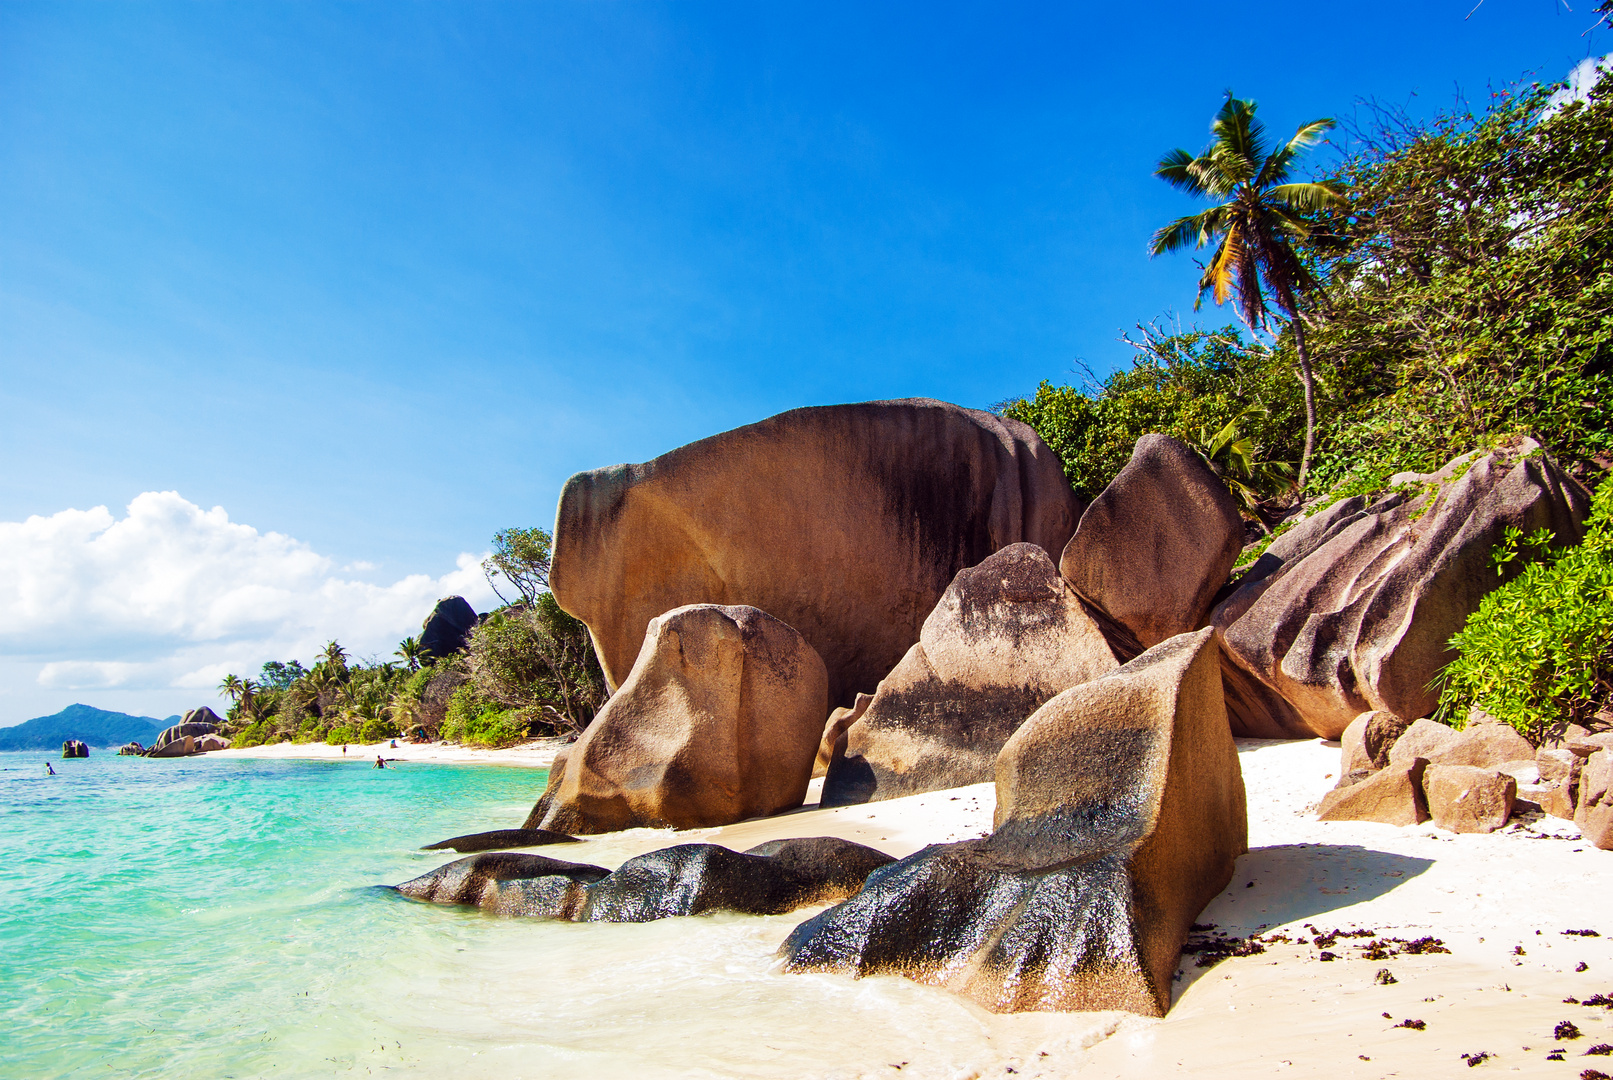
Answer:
(822, 544, 1121, 806)
(1212, 444, 1590, 739)
(548, 399, 1083, 710)
(524, 604, 828, 834)
(394, 836, 893, 922)
(147, 716, 223, 758)
(814, 693, 871, 779)
(419, 596, 478, 661)
(1059, 434, 1245, 652)
(1575, 750, 1613, 850)
(1317, 759, 1430, 826)
(394, 852, 611, 919)
(1423, 765, 1517, 834)
(578, 838, 895, 922)
(782, 628, 1246, 1017)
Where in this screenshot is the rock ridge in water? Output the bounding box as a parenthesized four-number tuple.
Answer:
(393, 836, 894, 922)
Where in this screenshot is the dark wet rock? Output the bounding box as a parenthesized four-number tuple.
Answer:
(396, 836, 892, 923)
(527, 604, 828, 834)
(1059, 434, 1245, 651)
(548, 398, 1082, 711)
(578, 838, 894, 922)
(783, 628, 1247, 1017)
(419, 596, 478, 661)
(421, 828, 581, 853)
(394, 852, 610, 917)
(822, 544, 1119, 806)
(1212, 444, 1589, 739)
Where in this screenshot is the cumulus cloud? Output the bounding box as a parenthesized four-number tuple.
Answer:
(0, 491, 498, 694)
(1545, 54, 1613, 115)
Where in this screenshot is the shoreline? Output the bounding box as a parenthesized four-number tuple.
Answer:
(210, 737, 568, 768)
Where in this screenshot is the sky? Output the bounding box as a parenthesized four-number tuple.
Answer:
(1, 1, 1608, 725)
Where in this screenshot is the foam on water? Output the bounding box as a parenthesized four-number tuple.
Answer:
(0, 751, 1117, 1078)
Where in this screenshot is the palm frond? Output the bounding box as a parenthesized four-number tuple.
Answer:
(1211, 94, 1269, 182)
(1266, 181, 1346, 214)
(1256, 118, 1335, 186)
(1150, 209, 1221, 255)
(1155, 148, 1207, 195)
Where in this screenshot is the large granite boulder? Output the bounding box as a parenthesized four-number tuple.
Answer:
(1059, 434, 1245, 651)
(1317, 759, 1429, 826)
(782, 628, 1247, 1017)
(394, 837, 893, 921)
(822, 543, 1120, 806)
(148, 718, 222, 758)
(548, 399, 1082, 709)
(419, 596, 478, 661)
(524, 604, 828, 833)
(1212, 444, 1590, 739)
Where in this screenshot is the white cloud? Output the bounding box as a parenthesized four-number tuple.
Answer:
(0, 491, 498, 701)
(1545, 54, 1612, 115)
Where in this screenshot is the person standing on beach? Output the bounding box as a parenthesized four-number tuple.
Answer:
(342, 745, 347, 756)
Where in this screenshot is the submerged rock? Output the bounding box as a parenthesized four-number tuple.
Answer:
(525, 604, 828, 834)
(823, 544, 1120, 806)
(548, 398, 1082, 710)
(421, 828, 581, 853)
(394, 836, 892, 922)
(1212, 445, 1589, 738)
(782, 628, 1246, 1017)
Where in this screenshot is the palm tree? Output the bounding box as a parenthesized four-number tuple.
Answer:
(237, 678, 261, 722)
(218, 673, 244, 702)
(1190, 409, 1295, 533)
(1150, 93, 1346, 491)
(395, 635, 424, 672)
(321, 640, 349, 674)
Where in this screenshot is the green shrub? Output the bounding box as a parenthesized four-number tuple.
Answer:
(359, 716, 399, 743)
(326, 723, 359, 745)
(1436, 480, 1612, 744)
(441, 684, 530, 748)
(231, 722, 269, 748)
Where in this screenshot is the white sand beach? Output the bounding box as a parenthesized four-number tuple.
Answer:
(475, 737, 1613, 1078)
(212, 737, 568, 768)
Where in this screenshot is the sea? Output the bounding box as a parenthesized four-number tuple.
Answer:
(0, 750, 1105, 1079)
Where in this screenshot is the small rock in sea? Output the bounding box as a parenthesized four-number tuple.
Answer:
(1558, 1021, 1585, 1040)
(1376, 969, 1398, 985)
(1396, 1019, 1427, 1030)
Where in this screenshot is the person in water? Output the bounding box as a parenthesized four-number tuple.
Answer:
(374, 755, 385, 769)
(45, 762, 55, 775)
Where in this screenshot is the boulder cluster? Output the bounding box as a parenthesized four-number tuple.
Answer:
(1322, 709, 1613, 845)
(398, 398, 1601, 1018)
(143, 708, 231, 758)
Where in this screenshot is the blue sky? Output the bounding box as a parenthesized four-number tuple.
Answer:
(1, 1, 1607, 723)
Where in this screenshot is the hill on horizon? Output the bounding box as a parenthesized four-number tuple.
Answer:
(0, 704, 177, 751)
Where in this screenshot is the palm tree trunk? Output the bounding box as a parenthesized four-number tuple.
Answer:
(1290, 315, 1319, 493)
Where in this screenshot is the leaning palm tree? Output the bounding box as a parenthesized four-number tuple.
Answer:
(1151, 93, 1345, 491)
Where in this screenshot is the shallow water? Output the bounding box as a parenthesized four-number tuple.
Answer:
(0, 751, 1113, 1079)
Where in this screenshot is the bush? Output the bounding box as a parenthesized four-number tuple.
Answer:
(359, 716, 399, 743)
(441, 684, 531, 748)
(232, 722, 270, 748)
(326, 723, 359, 746)
(1436, 478, 1612, 745)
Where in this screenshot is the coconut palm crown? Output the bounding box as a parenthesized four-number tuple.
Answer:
(1150, 93, 1345, 490)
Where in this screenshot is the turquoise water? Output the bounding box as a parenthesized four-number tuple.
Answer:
(0, 751, 542, 1078)
(0, 751, 1103, 1079)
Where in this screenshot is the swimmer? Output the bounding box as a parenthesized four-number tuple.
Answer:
(45, 762, 55, 775)
(374, 755, 385, 769)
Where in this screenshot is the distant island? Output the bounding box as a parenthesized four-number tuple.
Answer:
(0, 704, 177, 751)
